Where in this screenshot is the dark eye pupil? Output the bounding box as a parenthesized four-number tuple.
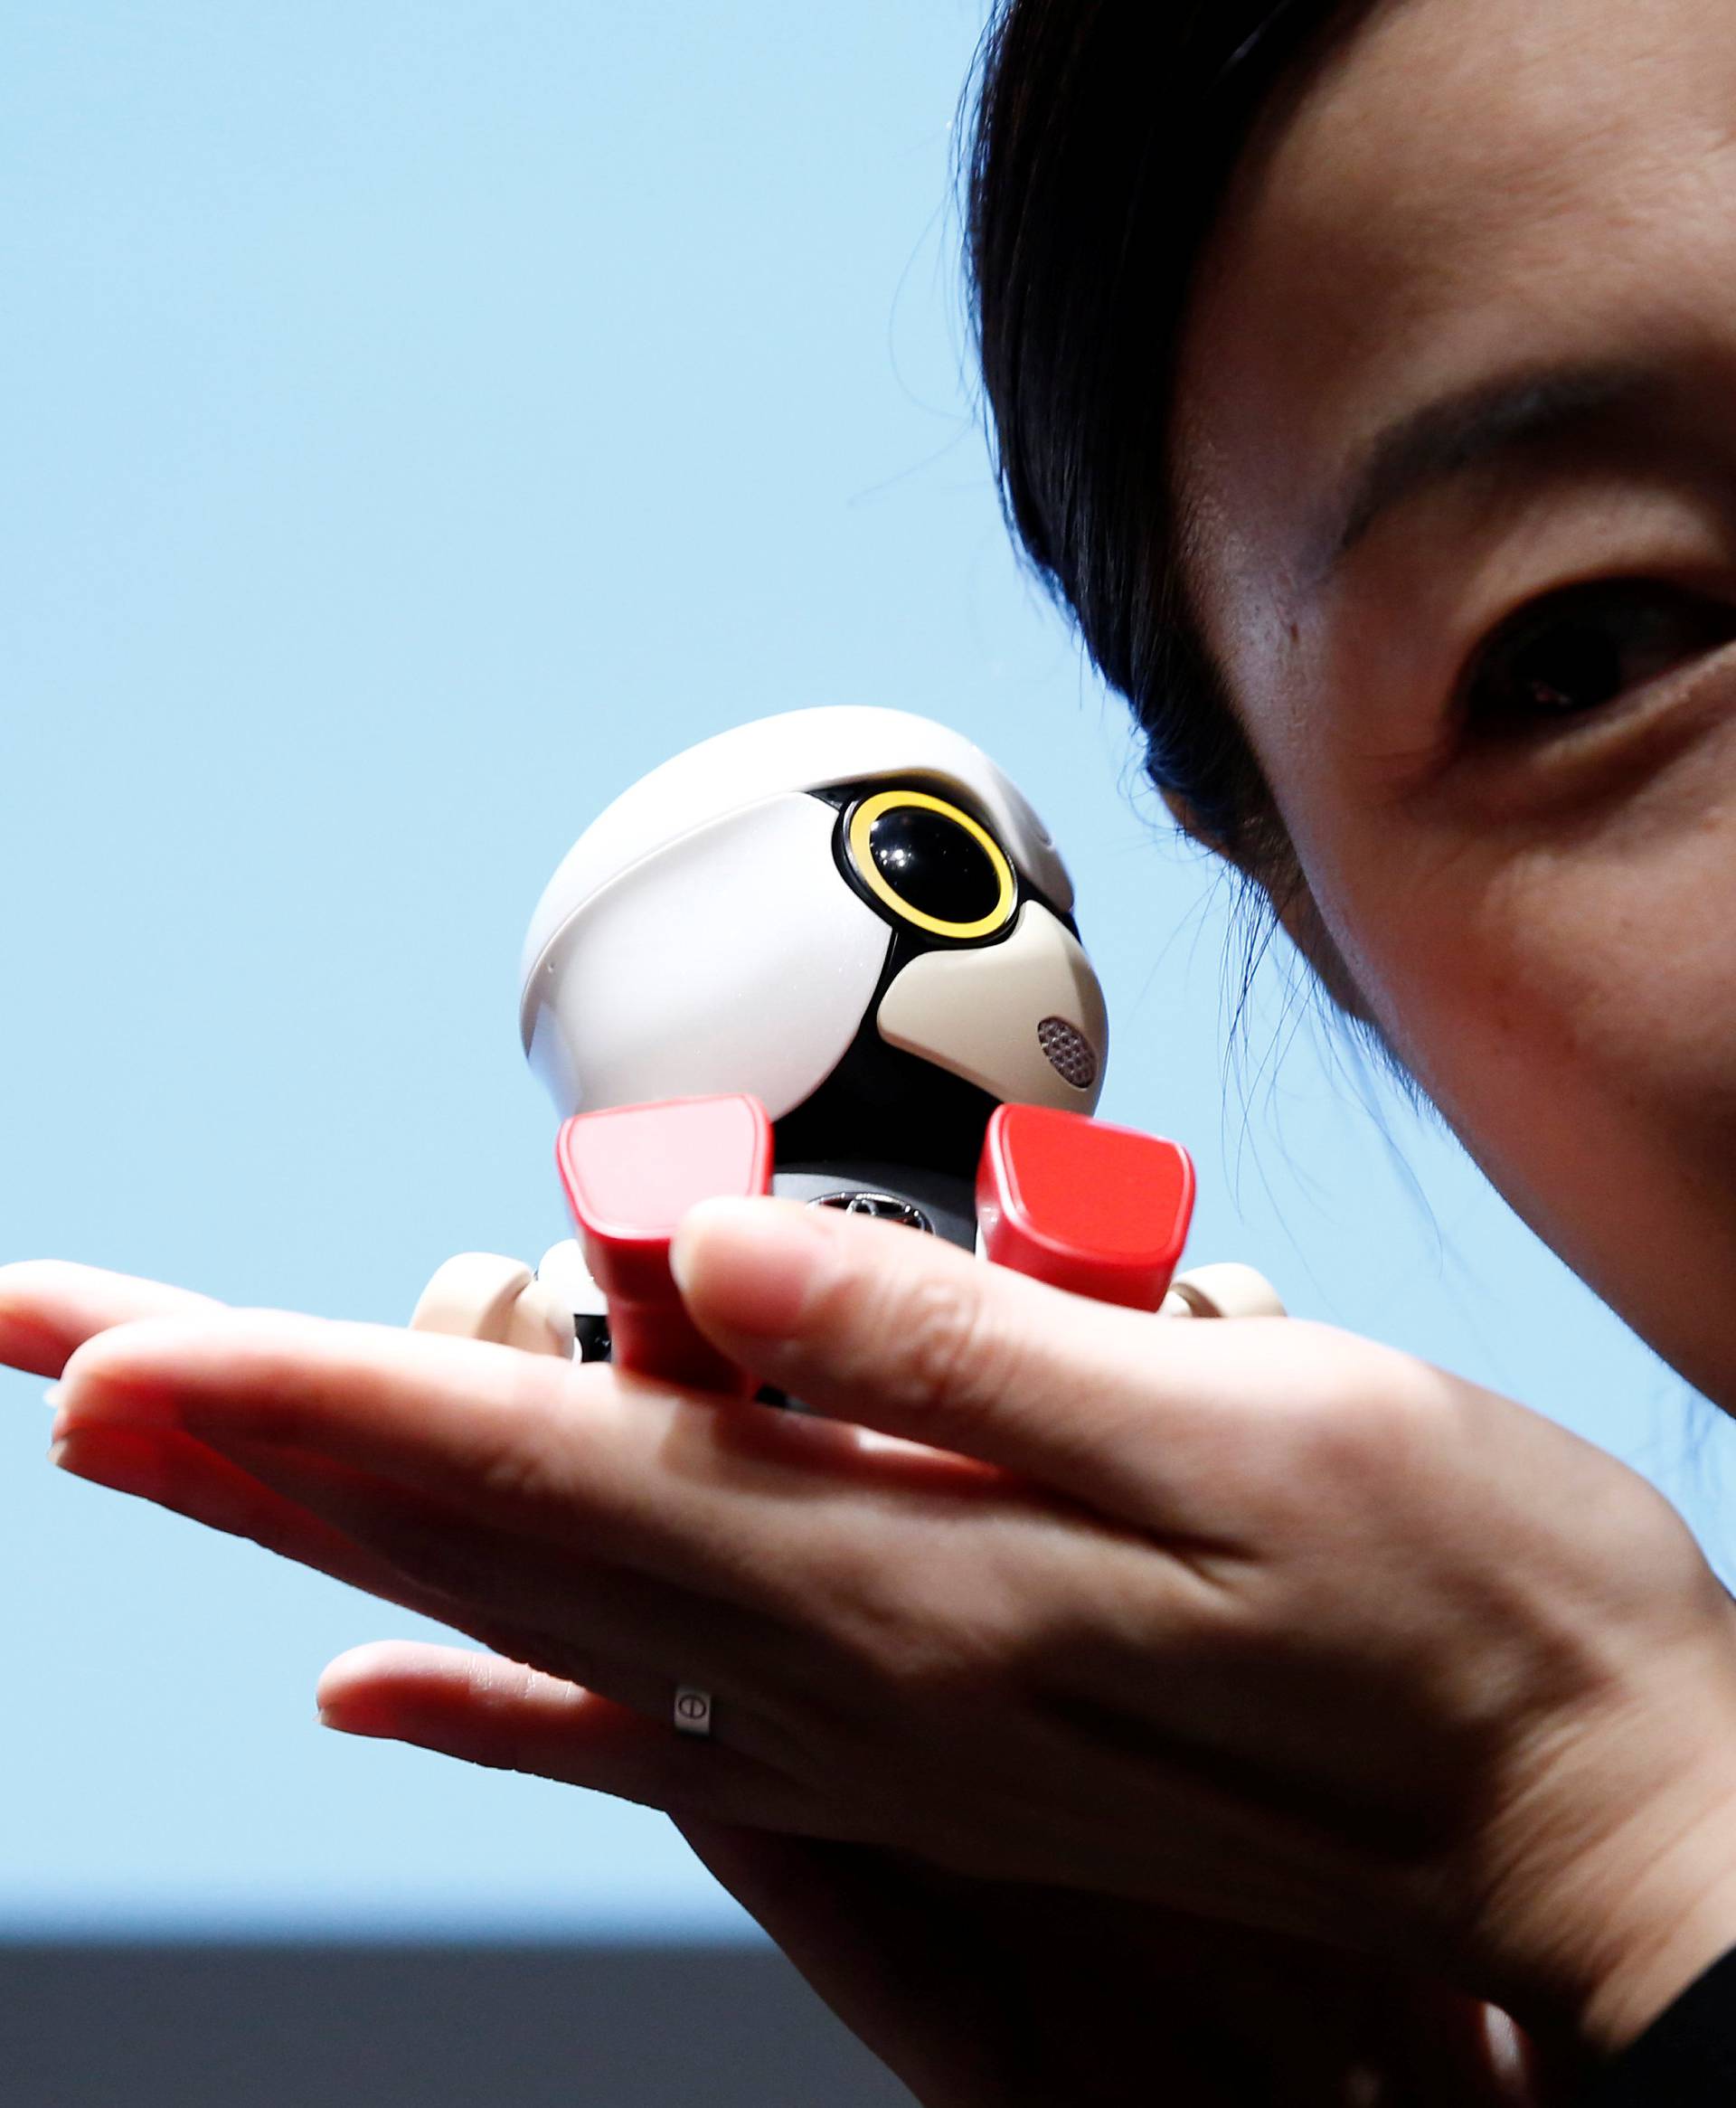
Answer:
(867, 808, 1002, 923)
(1506, 621, 1625, 714)
(1475, 583, 1736, 730)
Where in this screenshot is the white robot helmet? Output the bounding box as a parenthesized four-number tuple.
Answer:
(519, 707, 1109, 1173)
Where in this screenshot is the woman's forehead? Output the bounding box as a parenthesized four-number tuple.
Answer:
(1175, 0, 1736, 649)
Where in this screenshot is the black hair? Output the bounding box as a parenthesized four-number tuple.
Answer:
(964, 1, 1353, 883)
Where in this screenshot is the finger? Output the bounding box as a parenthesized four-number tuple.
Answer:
(51, 1308, 1008, 1608)
(49, 1421, 532, 1634)
(0, 1261, 222, 1378)
(52, 1419, 815, 1772)
(670, 1196, 1288, 1528)
(55, 1416, 808, 1779)
(318, 1640, 822, 1831)
(202, 1428, 826, 1766)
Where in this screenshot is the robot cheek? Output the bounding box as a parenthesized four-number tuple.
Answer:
(873, 902, 1109, 1114)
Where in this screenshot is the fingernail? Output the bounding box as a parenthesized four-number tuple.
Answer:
(670, 1198, 838, 1338)
(48, 1424, 267, 1538)
(48, 1428, 167, 1501)
(317, 1704, 392, 1742)
(46, 1359, 182, 1440)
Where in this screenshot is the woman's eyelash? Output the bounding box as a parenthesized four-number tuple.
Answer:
(1458, 581, 1736, 734)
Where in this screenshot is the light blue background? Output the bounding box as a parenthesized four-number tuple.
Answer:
(3, 0, 1727, 1942)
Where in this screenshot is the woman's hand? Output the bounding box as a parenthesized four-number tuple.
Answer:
(8, 1203, 1736, 2075)
(666, 1825, 1556, 2106)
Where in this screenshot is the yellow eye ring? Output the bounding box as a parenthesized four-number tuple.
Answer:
(845, 789, 1017, 941)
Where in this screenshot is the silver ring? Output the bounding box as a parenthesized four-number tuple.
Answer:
(674, 1686, 712, 1737)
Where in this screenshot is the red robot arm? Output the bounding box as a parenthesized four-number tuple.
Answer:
(976, 1102, 1195, 1312)
(560, 1092, 1199, 1404)
(555, 1094, 773, 1398)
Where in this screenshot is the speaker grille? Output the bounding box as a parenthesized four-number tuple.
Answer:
(1037, 1016, 1098, 1091)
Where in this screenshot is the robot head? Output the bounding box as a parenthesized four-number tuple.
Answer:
(519, 708, 1109, 1172)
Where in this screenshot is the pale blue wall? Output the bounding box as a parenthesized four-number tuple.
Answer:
(2, 0, 1723, 1939)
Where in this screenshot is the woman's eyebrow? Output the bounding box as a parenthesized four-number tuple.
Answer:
(1304, 360, 1661, 588)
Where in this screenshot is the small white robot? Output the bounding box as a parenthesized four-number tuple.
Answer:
(412, 706, 1280, 1392)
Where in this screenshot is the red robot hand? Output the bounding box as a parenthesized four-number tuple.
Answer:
(556, 1094, 774, 1398)
(976, 1102, 1196, 1311)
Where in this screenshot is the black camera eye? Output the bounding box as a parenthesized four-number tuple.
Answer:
(868, 806, 1002, 922)
(844, 790, 1016, 940)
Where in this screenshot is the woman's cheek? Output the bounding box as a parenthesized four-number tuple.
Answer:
(1322, 744, 1736, 1394)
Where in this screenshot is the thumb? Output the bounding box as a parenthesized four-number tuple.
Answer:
(669, 1196, 1226, 1521)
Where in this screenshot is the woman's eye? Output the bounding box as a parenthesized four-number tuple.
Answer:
(1461, 581, 1736, 734)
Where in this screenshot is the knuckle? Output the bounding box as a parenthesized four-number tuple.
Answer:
(470, 1652, 548, 1713)
(468, 1660, 561, 1779)
(472, 1428, 558, 1512)
(516, 1637, 602, 1697)
(797, 1543, 907, 1678)
(873, 1621, 995, 1708)
(467, 1367, 578, 1514)
(821, 1553, 1006, 1710)
(876, 1271, 1005, 1432)
(1288, 1346, 1454, 1485)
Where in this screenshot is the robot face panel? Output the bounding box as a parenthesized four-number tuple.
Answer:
(841, 789, 1018, 943)
(821, 776, 1108, 1115)
(874, 898, 1109, 1115)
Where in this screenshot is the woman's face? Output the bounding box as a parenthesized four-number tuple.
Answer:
(1175, 0, 1736, 1405)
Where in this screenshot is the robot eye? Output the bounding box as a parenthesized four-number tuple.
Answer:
(844, 789, 1017, 941)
